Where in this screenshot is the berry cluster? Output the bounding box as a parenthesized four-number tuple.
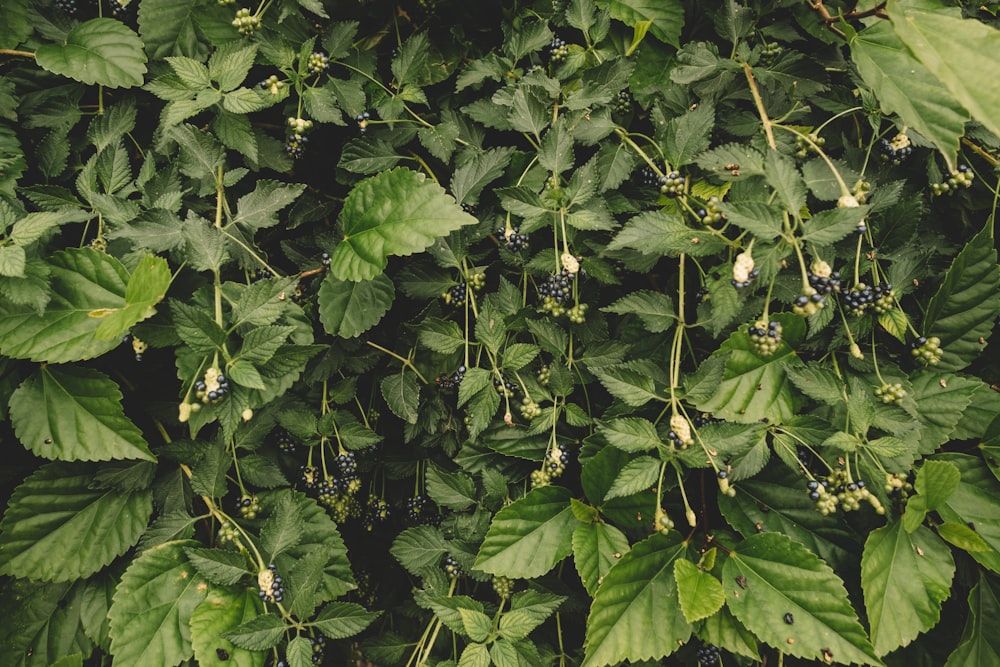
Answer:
(794, 132, 825, 159)
(658, 171, 685, 197)
(792, 286, 825, 317)
(668, 414, 694, 448)
(538, 268, 575, 308)
(232, 8, 262, 35)
(806, 472, 884, 515)
(842, 282, 893, 316)
(355, 111, 371, 133)
(217, 521, 240, 545)
(444, 282, 467, 305)
(748, 320, 782, 356)
(612, 90, 632, 116)
(275, 430, 296, 453)
(55, 0, 79, 15)
(549, 37, 569, 63)
(874, 382, 907, 405)
(637, 165, 663, 188)
(306, 51, 329, 75)
(492, 575, 514, 599)
(493, 375, 518, 397)
(879, 132, 913, 165)
(238, 494, 260, 519)
(195, 367, 230, 404)
(497, 225, 529, 252)
(654, 508, 675, 534)
(259, 75, 284, 95)
(285, 116, 313, 158)
(910, 336, 943, 365)
(436, 365, 466, 391)
(696, 196, 724, 225)
(442, 554, 463, 579)
(760, 41, 783, 62)
(404, 494, 440, 526)
(258, 564, 285, 603)
(536, 364, 550, 385)
(807, 263, 841, 296)
(697, 644, 721, 666)
(531, 445, 571, 487)
(931, 165, 974, 195)
(731, 251, 758, 289)
(884, 472, 914, 498)
(519, 397, 542, 419)
(567, 303, 588, 324)
(362, 498, 391, 532)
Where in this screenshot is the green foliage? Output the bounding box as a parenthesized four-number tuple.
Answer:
(1, 0, 999, 665)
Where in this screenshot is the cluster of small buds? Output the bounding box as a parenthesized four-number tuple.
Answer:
(536, 364, 550, 385)
(519, 397, 542, 419)
(658, 171, 685, 197)
(874, 382, 907, 405)
(259, 75, 284, 95)
(307, 51, 329, 75)
(668, 414, 694, 448)
(218, 0, 235, 5)
(309, 635, 326, 664)
(879, 132, 912, 165)
(931, 165, 974, 196)
(195, 367, 230, 404)
(238, 494, 261, 519)
(355, 111, 371, 133)
(748, 320, 782, 356)
(760, 41, 783, 62)
(131, 335, 148, 361)
(842, 282, 893, 316)
(654, 507, 675, 534)
(731, 251, 758, 288)
(808, 260, 841, 295)
(442, 554, 463, 579)
(497, 225, 528, 252)
(567, 303, 588, 324)
(285, 116, 313, 158)
(696, 197, 724, 225)
(792, 286, 825, 317)
(548, 36, 569, 63)
(794, 132, 825, 159)
(807, 472, 884, 515)
(232, 8, 262, 35)
(493, 375, 518, 397)
(217, 521, 241, 545)
(697, 644, 722, 666)
(436, 365, 466, 391)
(258, 564, 285, 603)
(612, 90, 632, 116)
(911, 336, 943, 365)
(492, 575, 515, 599)
(885, 472, 914, 498)
(361, 498, 391, 532)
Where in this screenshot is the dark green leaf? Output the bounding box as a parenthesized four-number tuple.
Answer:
(391, 526, 448, 575)
(944, 573, 1000, 666)
(600, 290, 675, 333)
(318, 273, 394, 338)
(601, 0, 684, 47)
(190, 587, 265, 667)
(222, 613, 286, 651)
(380, 372, 419, 424)
(184, 547, 252, 586)
(572, 522, 631, 596)
(231, 180, 305, 230)
(36, 19, 147, 89)
(312, 602, 381, 639)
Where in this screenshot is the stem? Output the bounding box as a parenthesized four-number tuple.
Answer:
(743, 63, 776, 150)
(0, 49, 35, 58)
(367, 341, 429, 384)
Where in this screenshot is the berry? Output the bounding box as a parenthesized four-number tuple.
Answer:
(436, 365, 466, 391)
(659, 171, 685, 197)
(612, 90, 632, 116)
(696, 196, 724, 225)
(548, 37, 569, 63)
(808, 470, 884, 515)
(195, 367, 230, 404)
(792, 286, 825, 317)
(275, 430, 296, 453)
(879, 132, 912, 165)
(404, 495, 440, 526)
(910, 336, 943, 365)
(567, 303, 588, 324)
(493, 375, 518, 397)
(259, 75, 284, 95)
(794, 132, 825, 159)
(637, 164, 663, 188)
(497, 225, 529, 252)
(749, 320, 782, 356)
(307, 51, 329, 75)
(492, 575, 514, 599)
(258, 564, 285, 603)
(356, 111, 371, 133)
(232, 8, 262, 35)
(807, 262, 841, 295)
(520, 397, 542, 419)
(443, 282, 467, 305)
(874, 382, 907, 405)
(217, 521, 240, 545)
(697, 644, 721, 666)
(442, 554, 463, 578)
(362, 498, 392, 532)
(538, 269, 575, 308)
(931, 164, 974, 195)
(760, 41, 783, 62)
(238, 494, 261, 520)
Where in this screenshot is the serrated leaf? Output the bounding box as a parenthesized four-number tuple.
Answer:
(862, 521, 954, 655)
(944, 573, 1000, 667)
(260, 493, 304, 560)
(851, 20, 969, 166)
(287, 635, 312, 667)
(426, 464, 477, 511)
(231, 180, 305, 230)
(184, 547, 251, 586)
(318, 273, 394, 338)
(572, 522, 631, 596)
(922, 224, 1000, 371)
(591, 360, 666, 407)
(36, 19, 147, 89)
(802, 206, 870, 245)
(380, 372, 419, 424)
(450, 147, 517, 206)
(329, 168, 478, 281)
(909, 372, 981, 454)
(663, 102, 714, 168)
(716, 201, 783, 240)
(604, 456, 660, 501)
(231, 276, 299, 328)
(474, 485, 578, 578)
(10, 365, 154, 462)
(221, 613, 285, 651)
(108, 540, 208, 666)
(888, 0, 1000, 162)
(0, 578, 93, 667)
(169, 124, 224, 181)
(499, 590, 565, 640)
(191, 587, 265, 667)
(208, 41, 257, 92)
(0, 461, 152, 581)
(390, 526, 448, 575)
(94, 253, 172, 340)
(603, 0, 684, 47)
(338, 138, 402, 174)
(281, 491, 355, 600)
(582, 532, 691, 666)
(674, 559, 725, 623)
(138, 0, 208, 61)
(460, 642, 491, 667)
(598, 417, 663, 452)
(600, 290, 675, 333)
(311, 602, 380, 641)
(723, 532, 881, 666)
(607, 210, 728, 257)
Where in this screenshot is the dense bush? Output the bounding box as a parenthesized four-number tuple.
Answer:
(1, 0, 1000, 665)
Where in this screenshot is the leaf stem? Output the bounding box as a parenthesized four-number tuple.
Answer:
(743, 63, 776, 151)
(367, 341, 429, 384)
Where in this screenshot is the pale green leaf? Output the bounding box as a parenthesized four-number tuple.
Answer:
(572, 522, 631, 596)
(380, 372, 419, 424)
(674, 559, 725, 623)
(459, 642, 491, 667)
(600, 290, 676, 333)
(36, 19, 147, 89)
(598, 417, 663, 453)
(190, 587, 265, 667)
(317, 273, 394, 338)
(9, 365, 155, 462)
(220, 614, 285, 651)
(602, 0, 684, 47)
(312, 602, 380, 639)
(329, 168, 478, 281)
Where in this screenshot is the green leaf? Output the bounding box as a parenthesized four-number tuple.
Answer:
(426, 464, 477, 511)
(459, 642, 491, 667)
(231, 180, 305, 230)
(723, 532, 881, 666)
(221, 613, 285, 651)
(231, 276, 299, 328)
(380, 372, 419, 424)
(209, 41, 258, 91)
(260, 492, 304, 560)
(851, 20, 969, 165)
(502, 343, 540, 371)
(36, 19, 147, 89)
(459, 608, 493, 642)
(937, 521, 992, 553)
(909, 372, 981, 454)
(0, 0, 30, 50)
(572, 522, 631, 596)
(391, 526, 448, 575)
(184, 547, 251, 586)
(582, 532, 692, 667)
(663, 103, 715, 168)
(604, 456, 660, 501)
(674, 559, 726, 623)
(287, 635, 312, 667)
(0, 245, 25, 277)
(716, 201, 784, 241)
(9, 365, 155, 462)
(317, 273, 394, 338)
(944, 573, 1000, 667)
(329, 168, 478, 281)
(0, 578, 93, 667)
(922, 223, 1000, 371)
(312, 602, 381, 639)
(169, 124, 224, 181)
(191, 587, 265, 667)
(695, 315, 805, 423)
(0, 247, 132, 363)
(94, 253, 172, 340)
(601, 0, 684, 47)
(607, 210, 728, 257)
(802, 206, 869, 245)
(108, 541, 208, 666)
(932, 454, 1000, 569)
(10, 209, 89, 246)
(888, 0, 1000, 163)
(475, 298, 506, 355)
(474, 485, 578, 578)
(600, 290, 676, 333)
(765, 151, 806, 216)
(450, 147, 517, 206)
(598, 417, 663, 453)
(0, 461, 152, 582)
(591, 359, 667, 407)
(281, 491, 355, 600)
(861, 521, 955, 655)
(138, 0, 209, 61)
(499, 590, 565, 640)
